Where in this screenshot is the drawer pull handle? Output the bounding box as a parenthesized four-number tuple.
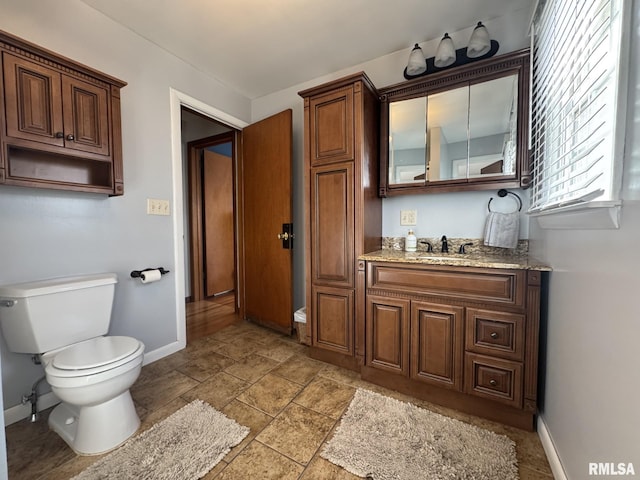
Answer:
(489, 379, 497, 386)
(490, 332, 499, 339)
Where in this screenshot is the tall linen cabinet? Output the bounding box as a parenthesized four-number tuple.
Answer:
(299, 72, 381, 369)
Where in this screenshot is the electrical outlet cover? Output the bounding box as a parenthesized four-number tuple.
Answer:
(400, 210, 417, 225)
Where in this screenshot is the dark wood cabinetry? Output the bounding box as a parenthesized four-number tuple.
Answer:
(0, 30, 126, 195)
(300, 73, 382, 369)
(411, 301, 464, 390)
(362, 261, 544, 430)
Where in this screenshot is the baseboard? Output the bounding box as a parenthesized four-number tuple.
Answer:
(3, 391, 59, 426)
(142, 339, 185, 366)
(537, 414, 568, 480)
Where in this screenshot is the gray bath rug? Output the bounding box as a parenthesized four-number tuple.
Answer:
(322, 389, 519, 480)
(72, 399, 249, 480)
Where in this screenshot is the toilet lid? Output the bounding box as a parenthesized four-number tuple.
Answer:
(52, 336, 141, 370)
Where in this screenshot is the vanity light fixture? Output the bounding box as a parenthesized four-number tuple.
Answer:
(466, 22, 491, 58)
(403, 21, 499, 80)
(434, 33, 456, 68)
(406, 44, 427, 75)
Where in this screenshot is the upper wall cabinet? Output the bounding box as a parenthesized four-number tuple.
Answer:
(0, 30, 127, 196)
(379, 49, 530, 197)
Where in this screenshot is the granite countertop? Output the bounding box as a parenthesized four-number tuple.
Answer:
(359, 249, 552, 271)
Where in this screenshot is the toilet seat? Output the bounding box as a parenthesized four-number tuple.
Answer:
(45, 336, 144, 379)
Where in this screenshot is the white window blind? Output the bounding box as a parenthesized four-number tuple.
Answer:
(529, 0, 624, 214)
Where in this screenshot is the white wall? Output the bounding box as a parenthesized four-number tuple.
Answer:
(252, 6, 534, 266)
(528, 1, 640, 477)
(0, 0, 252, 411)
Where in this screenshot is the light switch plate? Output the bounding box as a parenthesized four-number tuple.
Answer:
(147, 198, 171, 216)
(400, 210, 417, 225)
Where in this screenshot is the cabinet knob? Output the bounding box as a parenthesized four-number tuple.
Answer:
(489, 379, 497, 386)
(55, 132, 64, 139)
(490, 332, 498, 339)
(66, 134, 75, 141)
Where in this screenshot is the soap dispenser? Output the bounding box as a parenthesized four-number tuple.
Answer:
(405, 229, 417, 252)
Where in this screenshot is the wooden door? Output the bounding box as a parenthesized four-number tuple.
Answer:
(61, 74, 110, 156)
(242, 110, 293, 334)
(2, 53, 64, 147)
(203, 149, 235, 297)
(410, 301, 464, 390)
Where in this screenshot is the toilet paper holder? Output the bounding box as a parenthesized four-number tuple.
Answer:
(130, 267, 170, 279)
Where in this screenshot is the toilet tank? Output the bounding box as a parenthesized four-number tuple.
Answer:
(0, 273, 118, 354)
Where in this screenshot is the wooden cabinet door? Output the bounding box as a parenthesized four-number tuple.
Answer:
(366, 295, 410, 376)
(2, 53, 64, 147)
(61, 74, 110, 156)
(309, 86, 354, 166)
(410, 301, 464, 390)
(311, 162, 354, 288)
(312, 285, 353, 355)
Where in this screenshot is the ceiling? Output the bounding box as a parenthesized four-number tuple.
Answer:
(81, 0, 532, 99)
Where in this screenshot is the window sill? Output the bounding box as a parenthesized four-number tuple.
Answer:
(528, 201, 621, 229)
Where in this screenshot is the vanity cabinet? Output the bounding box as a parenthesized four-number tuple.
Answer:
(300, 73, 382, 369)
(362, 261, 543, 430)
(366, 295, 464, 389)
(0, 30, 126, 195)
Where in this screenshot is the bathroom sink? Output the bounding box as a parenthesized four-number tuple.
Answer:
(417, 255, 469, 262)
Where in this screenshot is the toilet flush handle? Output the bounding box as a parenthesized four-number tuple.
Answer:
(0, 300, 16, 307)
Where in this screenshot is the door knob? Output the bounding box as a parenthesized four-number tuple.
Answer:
(278, 223, 294, 249)
(66, 134, 75, 141)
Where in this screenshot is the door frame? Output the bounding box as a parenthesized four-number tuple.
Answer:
(169, 88, 248, 350)
(187, 132, 237, 304)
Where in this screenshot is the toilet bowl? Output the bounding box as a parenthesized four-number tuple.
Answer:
(42, 336, 145, 455)
(0, 273, 146, 455)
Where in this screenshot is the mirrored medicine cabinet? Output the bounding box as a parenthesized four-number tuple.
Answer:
(378, 49, 530, 197)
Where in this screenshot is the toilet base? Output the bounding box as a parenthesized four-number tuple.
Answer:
(49, 390, 140, 455)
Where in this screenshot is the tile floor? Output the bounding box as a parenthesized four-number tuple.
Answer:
(6, 320, 554, 479)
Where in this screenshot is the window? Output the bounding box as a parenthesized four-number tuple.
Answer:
(528, 0, 629, 228)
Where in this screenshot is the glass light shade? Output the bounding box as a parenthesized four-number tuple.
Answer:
(406, 44, 427, 76)
(467, 22, 491, 58)
(434, 33, 456, 68)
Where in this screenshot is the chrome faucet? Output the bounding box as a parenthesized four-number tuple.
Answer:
(441, 235, 448, 253)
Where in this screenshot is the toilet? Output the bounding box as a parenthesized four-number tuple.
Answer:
(0, 273, 145, 455)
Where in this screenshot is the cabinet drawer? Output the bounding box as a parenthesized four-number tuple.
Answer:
(464, 353, 522, 408)
(465, 308, 525, 361)
(367, 263, 525, 307)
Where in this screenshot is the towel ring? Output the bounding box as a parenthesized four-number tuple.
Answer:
(488, 189, 522, 212)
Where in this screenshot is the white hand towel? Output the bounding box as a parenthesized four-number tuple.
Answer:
(484, 212, 519, 249)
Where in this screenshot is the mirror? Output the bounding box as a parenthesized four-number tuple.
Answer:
(426, 84, 469, 182)
(388, 97, 426, 184)
(468, 75, 518, 179)
(379, 49, 530, 196)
